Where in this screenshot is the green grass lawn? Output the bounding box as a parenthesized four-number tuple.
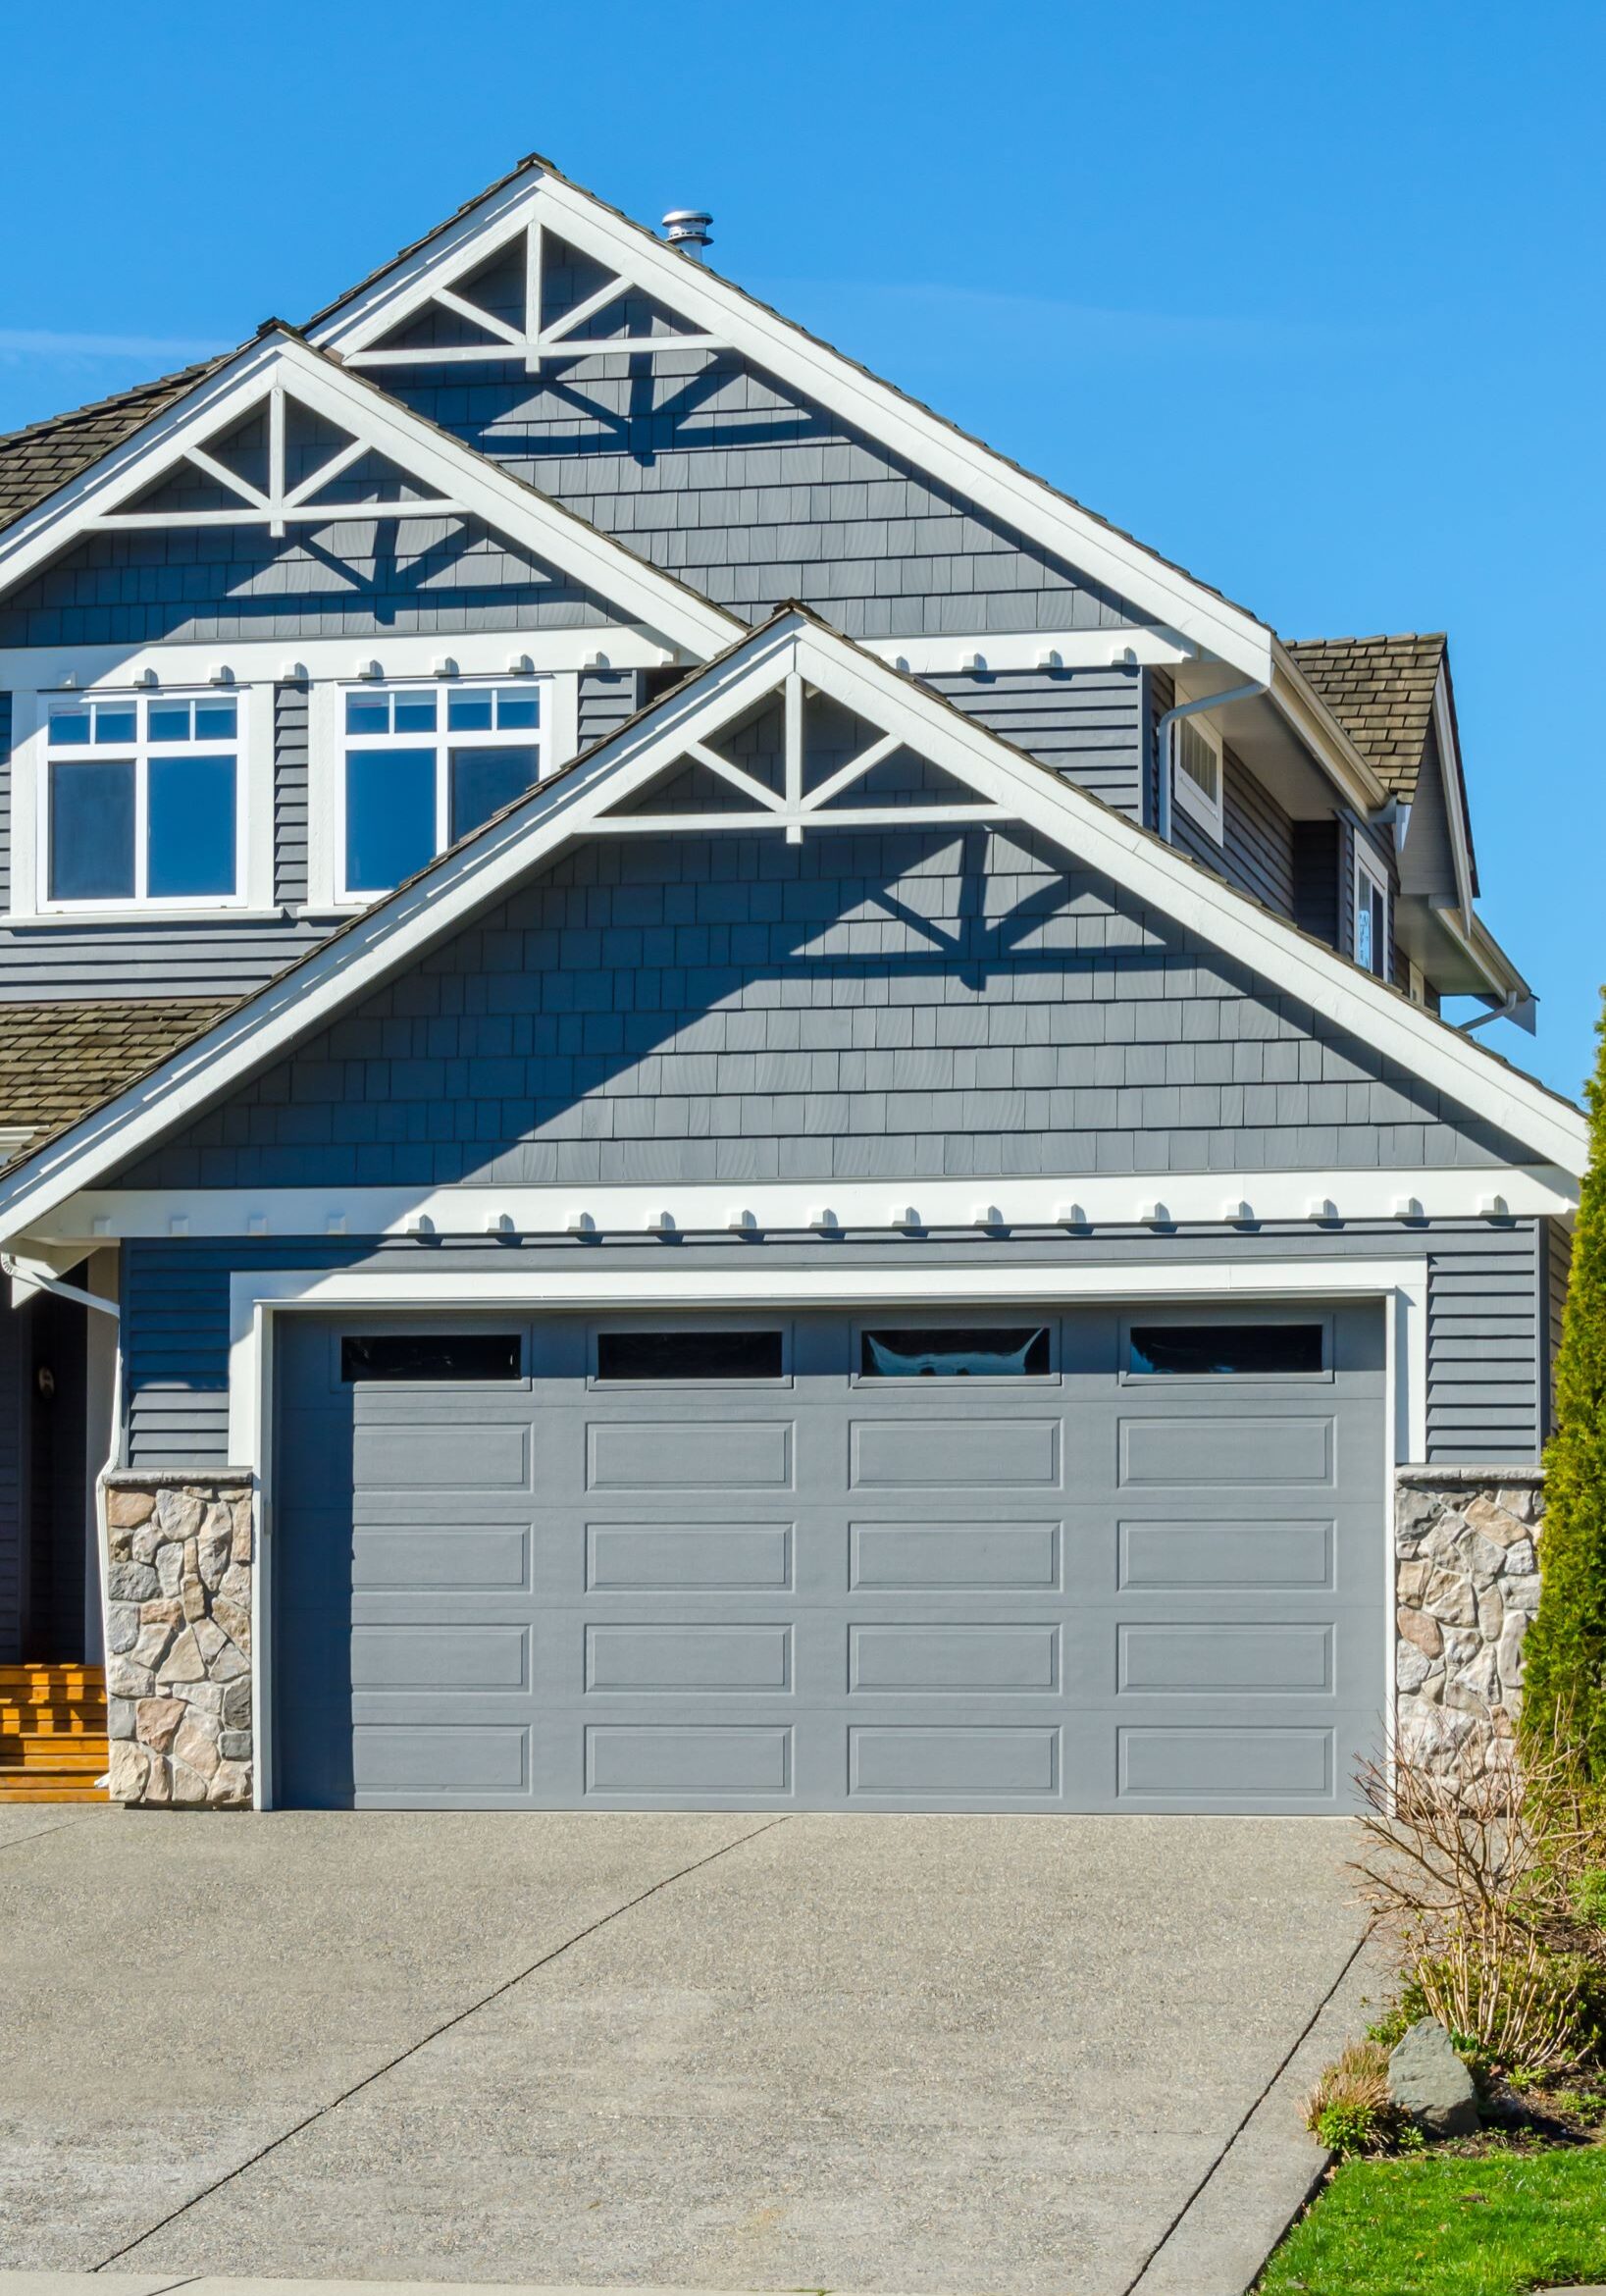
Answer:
(1257, 2147, 1606, 2296)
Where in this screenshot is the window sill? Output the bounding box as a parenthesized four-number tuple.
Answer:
(4, 907, 295, 929)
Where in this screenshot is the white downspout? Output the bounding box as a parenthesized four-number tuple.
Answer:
(1154, 680, 1268, 844)
(3, 1255, 123, 1717)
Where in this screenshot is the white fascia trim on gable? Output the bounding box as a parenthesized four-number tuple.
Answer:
(0, 610, 1585, 1249)
(0, 333, 741, 662)
(310, 169, 1275, 684)
(42, 1166, 1578, 1247)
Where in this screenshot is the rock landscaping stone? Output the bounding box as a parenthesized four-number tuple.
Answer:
(1387, 2015, 1480, 2137)
(100, 1473, 254, 1810)
(1395, 1468, 1545, 1775)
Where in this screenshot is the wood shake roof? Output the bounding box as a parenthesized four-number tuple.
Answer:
(0, 999, 234, 1166)
(0, 358, 233, 536)
(1285, 632, 1447, 803)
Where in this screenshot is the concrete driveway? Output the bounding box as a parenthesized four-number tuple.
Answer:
(0, 1805, 1369, 2296)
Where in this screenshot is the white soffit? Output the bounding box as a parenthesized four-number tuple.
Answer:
(0, 608, 1585, 1247)
(309, 164, 1276, 682)
(0, 332, 741, 659)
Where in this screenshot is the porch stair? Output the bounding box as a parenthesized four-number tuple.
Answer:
(0, 1665, 108, 1802)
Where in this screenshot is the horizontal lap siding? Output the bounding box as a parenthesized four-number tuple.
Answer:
(924, 667, 1144, 817)
(0, 691, 10, 915)
(114, 825, 1528, 1196)
(273, 683, 310, 910)
(123, 1220, 1544, 1470)
(1426, 1224, 1543, 1463)
(577, 667, 643, 750)
(1545, 1220, 1572, 1439)
(1221, 751, 1294, 918)
(0, 917, 330, 1001)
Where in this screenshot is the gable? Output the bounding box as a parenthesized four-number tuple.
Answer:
(114, 814, 1534, 1198)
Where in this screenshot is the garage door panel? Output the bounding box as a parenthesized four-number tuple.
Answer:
(1118, 1414, 1335, 1487)
(850, 1416, 1061, 1489)
(848, 1724, 1061, 1800)
(1116, 1621, 1334, 1695)
(850, 1521, 1062, 1591)
(586, 1419, 794, 1490)
(585, 1521, 795, 1591)
(275, 1301, 1385, 1812)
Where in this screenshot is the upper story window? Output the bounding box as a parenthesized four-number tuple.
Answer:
(340, 681, 544, 896)
(1355, 843, 1389, 979)
(45, 694, 239, 906)
(1170, 712, 1223, 842)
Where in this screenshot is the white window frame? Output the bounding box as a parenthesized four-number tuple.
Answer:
(1354, 841, 1390, 982)
(29, 685, 264, 918)
(331, 675, 550, 906)
(1169, 710, 1224, 842)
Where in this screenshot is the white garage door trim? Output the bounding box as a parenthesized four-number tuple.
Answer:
(230, 1256, 1427, 1811)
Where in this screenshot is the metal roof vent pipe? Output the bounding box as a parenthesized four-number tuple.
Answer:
(662, 209, 713, 258)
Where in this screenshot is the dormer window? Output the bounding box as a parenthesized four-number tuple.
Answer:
(1170, 712, 1223, 842)
(339, 681, 544, 897)
(45, 694, 240, 906)
(1354, 843, 1389, 979)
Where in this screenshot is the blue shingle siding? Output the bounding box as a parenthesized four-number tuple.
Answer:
(0, 691, 11, 915)
(0, 517, 634, 649)
(273, 681, 310, 910)
(117, 821, 1528, 1197)
(924, 666, 1145, 816)
(387, 354, 1152, 641)
(121, 1219, 1546, 1471)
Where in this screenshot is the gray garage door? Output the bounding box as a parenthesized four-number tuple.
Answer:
(272, 1301, 1386, 1812)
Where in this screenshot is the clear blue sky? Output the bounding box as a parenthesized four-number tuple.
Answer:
(2, 0, 1600, 1098)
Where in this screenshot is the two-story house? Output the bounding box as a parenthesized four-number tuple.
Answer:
(0, 157, 1582, 1813)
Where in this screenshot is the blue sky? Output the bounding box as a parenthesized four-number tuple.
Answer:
(2, 0, 1600, 1097)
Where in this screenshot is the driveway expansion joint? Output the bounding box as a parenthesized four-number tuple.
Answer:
(89, 1816, 792, 2273)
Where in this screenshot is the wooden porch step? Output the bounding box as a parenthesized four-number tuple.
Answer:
(0, 1779, 107, 1802)
(0, 1665, 108, 1801)
(0, 1711, 107, 1737)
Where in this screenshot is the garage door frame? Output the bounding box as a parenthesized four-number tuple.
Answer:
(235, 1255, 1428, 1811)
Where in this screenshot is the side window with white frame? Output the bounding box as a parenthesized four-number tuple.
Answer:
(1354, 841, 1390, 980)
(43, 692, 242, 907)
(1170, 710, 1223, 842)
(339, 680, 544, 897)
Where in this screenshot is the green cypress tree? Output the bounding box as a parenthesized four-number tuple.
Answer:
(1524, 988, 1606, 1773)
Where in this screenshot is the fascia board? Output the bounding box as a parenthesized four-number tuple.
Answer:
(0, 611, 1583, 1240)
(1268, 644, 1390, 814)
(313, 177, 540, 353)
(313, 171, 1273, 683)
(0, 334, 742, 661)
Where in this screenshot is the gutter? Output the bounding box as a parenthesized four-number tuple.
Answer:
(1155, 680, 1269, 845)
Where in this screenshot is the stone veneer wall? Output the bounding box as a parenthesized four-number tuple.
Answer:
(102, 1470, 254, 1808)
(1395, 1465, 1545, 1775)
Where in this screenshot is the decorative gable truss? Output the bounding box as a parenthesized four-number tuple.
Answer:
(0, 607, 1585, 1260)
(0, 331, 740, 658)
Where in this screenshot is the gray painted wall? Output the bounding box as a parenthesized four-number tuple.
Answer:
(0, 690, 11, 917)
(273, 681, 310, 910)
(576, 665, 642, 749)
(0, 916, 330, 1003)
(926, 665, 1146, 817)
(120, 1218, 1545, 1473)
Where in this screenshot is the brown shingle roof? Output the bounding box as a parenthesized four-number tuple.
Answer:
(1284, 633, 1446, 804)
(0, 999, 234, 1168)
(0, 357, 233, 536)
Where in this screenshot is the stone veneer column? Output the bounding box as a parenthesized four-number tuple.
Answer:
(1394, 1465, 1545, 1774)
(101, 1470, 254, 1808)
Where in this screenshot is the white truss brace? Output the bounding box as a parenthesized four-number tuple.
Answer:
(337, 212, 728, 374)
(0, 333, 742, 657)
(592, 664, 1006, 841)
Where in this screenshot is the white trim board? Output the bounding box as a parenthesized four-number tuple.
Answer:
(0, 331, 741, 661)
(308, 164, 1277, 683)
(0, 626, 679, 695)
(43, 1166, 1577, 1246)
(0, 609, 1584, 1251)
(227, 1250, 1426, 1810)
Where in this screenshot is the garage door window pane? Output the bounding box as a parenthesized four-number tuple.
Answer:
(340, 1332, 521, 1382)
(596, 1330, 784, 1382)
(860, 1327, 1051, 1378)
(1127, 1325, 1324, 1376)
